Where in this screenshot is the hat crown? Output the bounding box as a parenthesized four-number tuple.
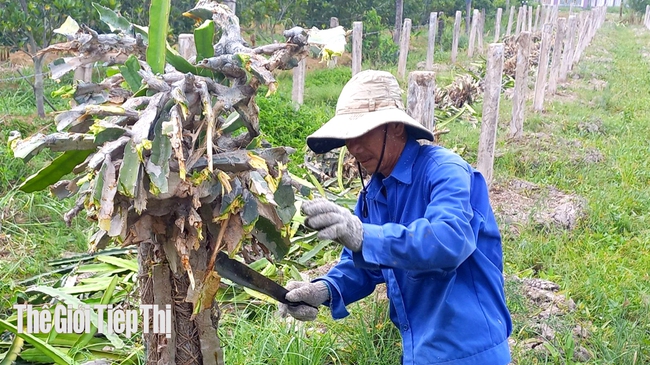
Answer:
(336, 70, 405, 116)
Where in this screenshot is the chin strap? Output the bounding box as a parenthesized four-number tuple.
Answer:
(357, 126, 388, 218)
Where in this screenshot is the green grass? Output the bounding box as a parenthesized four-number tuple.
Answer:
(218, 304, 341, 364)
(218, 295, 401, 364)
(0, 71, 93, 313)
(495, 20, 650, 363)
(2, 16, 650, 364)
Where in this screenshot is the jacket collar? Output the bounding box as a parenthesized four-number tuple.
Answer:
(385, 137, 419, 185)
(367, 137, 418, 201)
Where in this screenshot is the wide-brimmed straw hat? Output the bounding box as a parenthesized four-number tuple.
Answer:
(306, 70, 434, 154)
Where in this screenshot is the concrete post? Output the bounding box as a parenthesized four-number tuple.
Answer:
(495, 8, 503, 41)
(559, 15, 577, 82)
(533, 23, 553, 112)
(548, 17, 567, 94)
(477, 43, 505, 184)
(178, 34, 196, 61)
(426, 12, 438, 70)
(452, 11, 462, 63)
(506, 6, 515, 36)
(397, 18, 412, 79)
(468, 9, 479, 58)
(510, 31, 531, 139)
(407, 71, 436, 139)
(352, 22, 363, 76)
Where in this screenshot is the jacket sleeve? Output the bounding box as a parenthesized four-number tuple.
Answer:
(313, 198, 386, 319)
(355, 162, 477, 272)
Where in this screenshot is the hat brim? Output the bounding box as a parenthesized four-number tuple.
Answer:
(306, 108, 434, 154)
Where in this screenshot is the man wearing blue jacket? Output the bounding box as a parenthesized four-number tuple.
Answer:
(279, 70, 512, 364)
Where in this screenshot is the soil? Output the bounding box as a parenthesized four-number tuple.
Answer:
(550, 87, 580, 103)
(508, 276, 593, 363)
(489, 178, 587, 233)
(588, 78, 608, 91)
(1, 50, 62, 71)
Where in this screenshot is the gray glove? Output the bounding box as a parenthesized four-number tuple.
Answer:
(278, 281, 330, 321)
(302, 199, 363, 252)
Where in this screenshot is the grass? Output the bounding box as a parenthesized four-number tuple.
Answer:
(2, 14, 650, 364)
(218, 295, 401, 364)
(0, 72, 93, 314)
(218, 304, 341, 364)
(496, 19, 650, 363)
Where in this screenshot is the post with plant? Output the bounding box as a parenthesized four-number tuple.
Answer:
(406, 71, 436, 139)
(533, 23, 553, 112)
(397, 18, 412, 79)
(6, 0, 346, 363)
(477, 43, 505, 185)
(559, 15, 578, 82)
(451, 11, 462, 63)
(509, 31, 531, 139)
(548, 17, 567, 95)
(506, 6, 515, 36)
(494, 8, 503, 42)
(426, 12, 438, 71)
(352, 21, 363, 76)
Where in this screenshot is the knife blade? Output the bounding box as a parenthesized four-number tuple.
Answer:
(213, 251, 316, 308)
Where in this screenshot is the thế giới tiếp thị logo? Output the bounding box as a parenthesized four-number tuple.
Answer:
(13, 304, 172, 338)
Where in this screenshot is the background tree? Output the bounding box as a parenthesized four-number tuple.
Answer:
(0, 0, 113, 117)
(628, 0, 650, 12)
(111, 0, 197, 36)
(237, 0, 309, 36)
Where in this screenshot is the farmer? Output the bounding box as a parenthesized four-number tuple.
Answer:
(279, 70, 512, 365)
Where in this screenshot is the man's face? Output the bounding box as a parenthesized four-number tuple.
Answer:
(345, 125, 387, 175)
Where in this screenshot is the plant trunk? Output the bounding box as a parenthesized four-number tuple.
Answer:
(139, 215, 224, 365)
(394, 0, 404, 44)
(33, 55, 46, 118)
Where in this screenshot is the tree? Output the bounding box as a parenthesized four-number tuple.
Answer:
(628, 0, 650, 12)
(237, 0, 309, 35)
(9, 0, 333, 363)
(0, 0, 113, 117)
(109, 0, 197, 36)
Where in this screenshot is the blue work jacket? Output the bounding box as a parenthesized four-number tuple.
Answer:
(315, 138, 512, 365)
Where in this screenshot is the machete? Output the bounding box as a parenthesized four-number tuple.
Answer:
(213, 251, 317, 308)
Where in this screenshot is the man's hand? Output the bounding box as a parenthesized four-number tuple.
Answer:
(302, 199, 363, 252)
(278, 281, 330, 321)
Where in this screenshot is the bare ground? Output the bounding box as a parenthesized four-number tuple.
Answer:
(490, 178, 588, 234)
